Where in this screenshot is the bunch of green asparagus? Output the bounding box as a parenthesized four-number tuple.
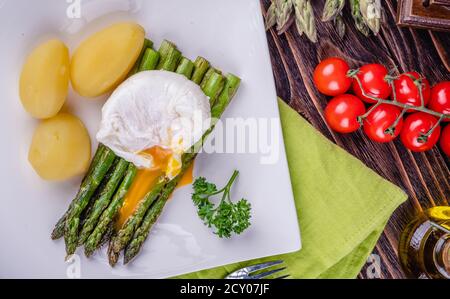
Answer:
(265, 0, 382, 41)
(266, 0, 317, 42)
(51, 38, 241, 266)
(323, 0, 382, 37)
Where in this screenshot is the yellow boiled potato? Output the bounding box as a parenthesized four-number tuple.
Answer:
(19, 39, 70, 119)
(70, 22, 145, 98)
(28, 113, 91, 181)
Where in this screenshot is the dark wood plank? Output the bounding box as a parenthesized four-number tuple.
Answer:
(261, 0, 450, 279)
(430, 31, 450, 71)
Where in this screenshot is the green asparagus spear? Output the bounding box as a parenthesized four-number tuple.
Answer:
(334, 13, 346, 38)
(160, 47, 182, 72)
(349, 0, 370, 36)
(64, 150, 116, 255)
(293, 0, 317, 43)
(51, 144, 106, 240)
(322, 0, 345, 22)
(176, 57, 195, 79)
(84, 144, 107, 183)
(191, 57, 210, 84)
(129, 39, 153, 75)
(275, 0, 294, 33)
(200, 68, 219, 90)
(123, 74, 241, 264)
(51, 210, 73, 241)
(108, 236, 120, 266)
(138, 48, 160, 72)
(156, 40, 176, 69)
(79, 160, 117, 228)
(123, 171, 184, 264)
(78, 158, 129, 245)
(211, 74, 242, 119)
(84, 164, 138, 257)
(109, 180, 166, 255)
(359, 0, 381, 35)
(203, 72, 225, 107)
(101, 222, 115, 247)
(192, 74, 241, 155)
(265, 1, 277, 31)
(64, 148, 117, 255)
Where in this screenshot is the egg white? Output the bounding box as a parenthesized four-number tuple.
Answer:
(96, 71, 211, 177)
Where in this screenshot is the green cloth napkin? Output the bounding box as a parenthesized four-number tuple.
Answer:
(178, 99, 407, 279)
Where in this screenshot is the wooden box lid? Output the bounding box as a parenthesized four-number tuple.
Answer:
(397, 0, 450, 31)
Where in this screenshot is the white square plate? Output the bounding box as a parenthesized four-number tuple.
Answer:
(0, 0, 301, 278)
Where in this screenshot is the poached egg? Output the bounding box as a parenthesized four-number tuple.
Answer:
(97, 70, 211, 178)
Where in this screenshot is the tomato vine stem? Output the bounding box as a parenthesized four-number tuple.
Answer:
(385, 108, 407, 136)
(348, 69, 449, 142)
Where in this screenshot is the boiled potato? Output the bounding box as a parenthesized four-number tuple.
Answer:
(28, 113, 91, 181)
(70, 22, 145, 98)
(19, 39, 70, 119)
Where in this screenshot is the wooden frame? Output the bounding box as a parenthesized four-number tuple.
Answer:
(397, 0, 450, 31)
(430, 0, 450, 8)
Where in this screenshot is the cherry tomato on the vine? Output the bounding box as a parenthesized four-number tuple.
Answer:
(325, 94, 366, 134)
(363, 104, 403, 143)
(400, 112, 441, 152)
(440, 125, 450, 156)
(314, 57, 352, 96)
(352, 63, 392, 104)
(429, 81, 450, 122)
(393, 72, 431, 108)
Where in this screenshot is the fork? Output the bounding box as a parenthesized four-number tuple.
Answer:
(225, 260, 289, 279)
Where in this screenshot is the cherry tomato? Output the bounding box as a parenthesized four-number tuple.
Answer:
(393, 72, 431, 108)
(440, 125, 450, 156)
(400, 112, 441, 152)
(429, 81, 450, 122)
(363, 104, 403, 143)
(314, 57, 352, 96)
(325, 94, 366, 133)
(352, 63, 392, 104)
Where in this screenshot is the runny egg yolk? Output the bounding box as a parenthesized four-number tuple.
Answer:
(115, 146, 194, 230)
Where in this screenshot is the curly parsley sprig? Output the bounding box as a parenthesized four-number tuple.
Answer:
(192, 170, 252, 238)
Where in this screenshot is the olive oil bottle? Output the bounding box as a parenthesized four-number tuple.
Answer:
(399, 206, 450, 279)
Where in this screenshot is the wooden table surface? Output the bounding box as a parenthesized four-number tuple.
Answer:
(260, 0, 450, 279)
